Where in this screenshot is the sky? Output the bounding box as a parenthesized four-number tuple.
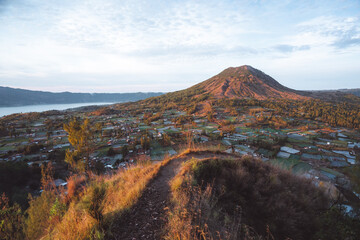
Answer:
(0, 0, 359, 93)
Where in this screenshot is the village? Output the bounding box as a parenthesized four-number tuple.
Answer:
(1, 106, 360, 210)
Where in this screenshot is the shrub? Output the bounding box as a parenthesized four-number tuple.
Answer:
(25, 191, 56, 239)
(167, 156, 330, 240)
(82, 183, 106, 225)
(107, 147, 116, 156)
(49, 197, 67, 224)
(0, 193, 24, 240)
(315, 206, 360, 240)
(65, 174, 87, 204)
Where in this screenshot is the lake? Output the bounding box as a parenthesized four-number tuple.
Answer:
(0, 102, 117, 117)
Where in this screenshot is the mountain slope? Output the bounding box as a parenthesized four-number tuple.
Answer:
(0, 86, 164, 107)
(191, 65, 308, 100)
(143, 65, 358, 105)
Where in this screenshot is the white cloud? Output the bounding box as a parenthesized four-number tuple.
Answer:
(0, 0, 359, 92)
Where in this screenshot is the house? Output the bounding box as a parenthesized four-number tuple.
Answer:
(200, 136, 209, 142)
(168, 149, 177, 156)
(53, 179, 67, 187)
(280, 146, 300, 154)
(277, 151, 290, 159)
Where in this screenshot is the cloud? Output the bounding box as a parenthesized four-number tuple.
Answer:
(297, 16, 360, 49)
(332, 30, 360, 48)
(273, 44, 311, 53)
(0, 0, 359, 91)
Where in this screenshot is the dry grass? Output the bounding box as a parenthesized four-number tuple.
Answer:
(166, 158, 254, 240)
(178, 143, 227, 157)
(64, 174, 87, 204)
(44, 156, 174, 240)
(49, 203, 97, 240)
(166, 155, 329, 240)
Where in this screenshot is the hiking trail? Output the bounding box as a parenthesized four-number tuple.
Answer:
(108, 151, 235, 240)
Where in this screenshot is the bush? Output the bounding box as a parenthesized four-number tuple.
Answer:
(168, 156, 330, 240)
(49, 197, 67, 224)
(0, 193, 24, 240)
(65, 174, 87, 204)
(82, 183, 106, 224)
(315, 206, 360, 240)
(107, 147, 116, 157)
(25, 191, 56, 239)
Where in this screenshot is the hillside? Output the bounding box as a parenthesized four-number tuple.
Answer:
(1, 64, 360, 239)
(313, 88, 360, 97)
(341, 88, 360, 97)
(0, 86, 164, 107)
(191, 65, 309, 100)
(141, 65, 358, 106)
(114, 65, 360, 130)
(8, 148, 359, 240)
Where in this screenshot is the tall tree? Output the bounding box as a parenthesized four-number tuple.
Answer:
(63, 118, 94, 173)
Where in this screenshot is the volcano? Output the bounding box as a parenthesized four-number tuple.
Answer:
(188, 65, 308, 100)
(141, 65, 358, 105)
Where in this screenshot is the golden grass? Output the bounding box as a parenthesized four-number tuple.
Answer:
(40, 147, 225, 240)
(64, 174, 87, 204)
(178, 143, 227, 157)
(49, 203, 97, 240)
(47, 156, 174, 240)
(165, 157, 208, 240)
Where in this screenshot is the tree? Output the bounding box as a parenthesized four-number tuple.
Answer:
(348, 150, 360, 195)
(95, 122, 103, 141)
(162, 133, 171, 147)
(140, 135, 151, 150)
(121, 145, 129, 158)
(64, 118, 95, 173)
(46, 131, 52, 140)
(41, 162, 55, 192)
(207, 111, 214, 122)
(107, 147, 116, 156)
(93, 161, 105, 175)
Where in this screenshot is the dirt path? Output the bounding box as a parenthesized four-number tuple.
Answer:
(108, 151, 237, 240)
(108, 157, 183, 240)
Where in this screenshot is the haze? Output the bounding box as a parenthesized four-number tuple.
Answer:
(0, 0, 359, 92)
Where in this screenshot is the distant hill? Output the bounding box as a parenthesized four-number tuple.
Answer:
(143, 65, 359, 104)
(0, 86, 164, 107)
(343, 89, 360, 97)
(314, 88, 360, 97)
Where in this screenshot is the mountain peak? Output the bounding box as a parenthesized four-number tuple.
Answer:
(191, 65, 308, 100)
(229, 65, 255, 70)
(220, 65, 256, 75)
